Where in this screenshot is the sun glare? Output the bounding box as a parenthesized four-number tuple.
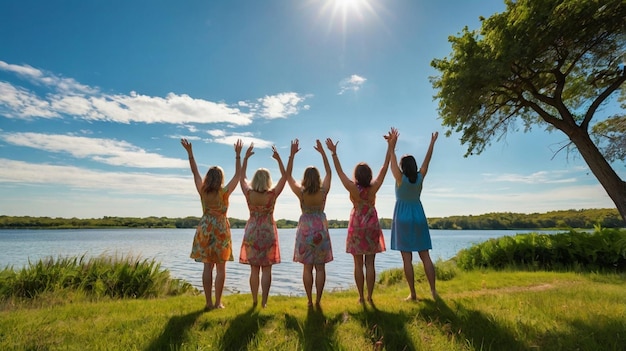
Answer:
(318, 0, 379, 27)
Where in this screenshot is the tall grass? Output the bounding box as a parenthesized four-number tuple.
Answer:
(0, 254, 195, 301)
(455, 228, 626, 271)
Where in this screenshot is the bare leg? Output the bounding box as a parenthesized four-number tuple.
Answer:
(260, 265, 272, 307)
(303, 264, 314, 306)
(365, 254, 376, 302)
(214, 262, 226, 308)
(202, 263, 214, 309)
(353, 254, 365, 303)
(401, 251, 417, 300)
(314, 264, 326, 306)
(418, 250, 438, 299)
(250, 265, 260, 306)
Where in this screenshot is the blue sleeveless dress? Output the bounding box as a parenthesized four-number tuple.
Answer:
(390, 173, 432, 251)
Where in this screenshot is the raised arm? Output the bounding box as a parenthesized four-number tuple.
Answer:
(181, 138, 203, 194)
(326, 138, 357, 195)
(271, 145, 288, 195)
(240, 143, 254, 193)
(225, 139, 243, 193)
(286, 139, 302, 196)
(419, 132, 438, 178)
(388, 127, 402, 185)
(315, 139, 332, 191)
(371, 128, 398, 193)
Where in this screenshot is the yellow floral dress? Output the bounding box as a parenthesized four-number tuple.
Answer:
(190, 187, 234, 263)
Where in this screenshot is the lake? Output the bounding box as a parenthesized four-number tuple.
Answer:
(0, 228, 547, 296)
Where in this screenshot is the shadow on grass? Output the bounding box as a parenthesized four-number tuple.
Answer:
(418, 298, 527, 350)
(218, 306, 271, 351)
(145, 309, 204, 351)
(284, 305, 341, 351)
(540, 317, 626, 350)
(350, 302, 417, 351)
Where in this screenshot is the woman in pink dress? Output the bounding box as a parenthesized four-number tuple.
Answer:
(325, 128, 397, 304)
(239, 143, 288, 308)
(181, 138, 242, 311)
(285, 138, 333, 307)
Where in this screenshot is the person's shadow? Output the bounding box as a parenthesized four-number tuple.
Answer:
(418, 298, 526, 350)
(284, 305, 341, 351)
(350, 301, 416, 351)
(145, 309, 204, 351)
(217, 306, 270, 350)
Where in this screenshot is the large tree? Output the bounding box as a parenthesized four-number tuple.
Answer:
(430, 0, 626, 221)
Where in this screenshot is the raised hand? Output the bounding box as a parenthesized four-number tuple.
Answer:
(234, 139, 243, 155)
(325, 138, 338, 154)
(245, 143, 255, 159)
(290, 139, 300, 157)
(181, 138, 193, 154)
(271, 145, 280, 161)
(314, 139, 325, 154)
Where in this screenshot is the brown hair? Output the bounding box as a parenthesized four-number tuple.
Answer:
(353, 162, 372, 188)
(301, 166, 321, 194)
(201, 166, 224, 194)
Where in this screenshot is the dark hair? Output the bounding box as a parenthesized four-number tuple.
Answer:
(201, 166, 224, 194)
(302, 166, 321, 194)
(354, 163, 372, 188)
(400, 155, 418, 183)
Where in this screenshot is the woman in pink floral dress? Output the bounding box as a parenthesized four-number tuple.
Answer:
(285, 138, 333, 307)
(239, 143, 288, 308)
(325, 128, 397, 304)
(181, 138, 242, 311)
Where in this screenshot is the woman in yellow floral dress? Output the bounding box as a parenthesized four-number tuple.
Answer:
(181, 138, 242, 310)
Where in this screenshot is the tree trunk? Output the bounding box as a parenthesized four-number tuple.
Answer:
(569, 128, 626, 223)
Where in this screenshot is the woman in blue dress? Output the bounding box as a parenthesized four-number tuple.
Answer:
(389, 129, 439, 301)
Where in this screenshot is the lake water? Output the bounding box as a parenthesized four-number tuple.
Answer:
(0, 228, 546, 296)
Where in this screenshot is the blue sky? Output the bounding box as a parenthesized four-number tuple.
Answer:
(0, 0, 623, 221)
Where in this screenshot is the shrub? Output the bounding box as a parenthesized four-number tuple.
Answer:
(456, 229, 626, 272)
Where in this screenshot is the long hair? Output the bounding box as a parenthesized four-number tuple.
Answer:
(301, 166, 321, 194)
(201, 166, 224, 195)
(251, 168, 272, 192)
(354, 162, 372, 188)
(400, 155, 418, 183)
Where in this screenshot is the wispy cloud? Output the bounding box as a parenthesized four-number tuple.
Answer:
(338, 74, 366, 95)
(482, 170, 579, 184)
(0, 158, 190, 194)
(0, 61, 310, 126)
(1, 132, 187, 168)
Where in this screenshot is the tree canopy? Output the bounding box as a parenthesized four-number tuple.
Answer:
(430, 0, 626, 221)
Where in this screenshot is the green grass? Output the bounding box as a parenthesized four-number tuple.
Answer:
(2, 230, 625, 350)
(1, 268, 624, 350)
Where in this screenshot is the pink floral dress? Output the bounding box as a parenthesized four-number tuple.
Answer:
(293, 189, 333, 265)
(190, 187, 234, 263)
(346, 185, 386, 255)
(239, 190, 281, 266)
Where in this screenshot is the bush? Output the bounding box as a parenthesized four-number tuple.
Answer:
(455, 228, 626, 272)
(0, 254, 196, 300)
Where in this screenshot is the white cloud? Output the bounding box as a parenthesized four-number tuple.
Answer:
(483, 170, 579, 184)
(338, 74, 366, 95)
(257, 92, 309, 119)
(0, 61, 310, 126)
(1, 132, 187, 168)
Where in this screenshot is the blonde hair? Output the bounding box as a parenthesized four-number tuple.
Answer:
(201, 166, 224, 194)
(251, 168, 272, 192)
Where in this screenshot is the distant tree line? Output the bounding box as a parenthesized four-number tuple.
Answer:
(0, 208, 623, 230)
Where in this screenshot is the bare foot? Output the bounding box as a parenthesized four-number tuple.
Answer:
(203, 304, 214, 312)
(358, 297, 365, 304)
(215, 303, 225, 309)
(404, 295, 418, 302)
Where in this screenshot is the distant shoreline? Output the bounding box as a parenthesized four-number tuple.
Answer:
(1, 208, 623, 230)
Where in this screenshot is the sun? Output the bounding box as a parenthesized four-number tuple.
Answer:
(317, 0, 379, 30)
